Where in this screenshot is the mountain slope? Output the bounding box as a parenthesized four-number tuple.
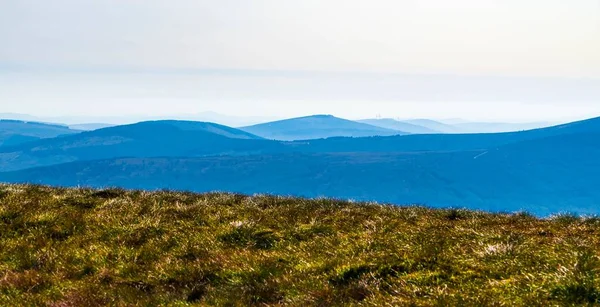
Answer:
(0, 120, 281, 172)
(240, 115, 407, 140)
(0, 119, 80, 147)
(358, 118, 440, 134)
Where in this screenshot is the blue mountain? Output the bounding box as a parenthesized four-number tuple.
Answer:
(240, 115, 407, 140)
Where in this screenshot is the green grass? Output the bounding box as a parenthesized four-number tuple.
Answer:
(1, 184, 599, 306)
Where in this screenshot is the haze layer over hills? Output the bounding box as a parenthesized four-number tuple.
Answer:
(357, 119, 439, 134)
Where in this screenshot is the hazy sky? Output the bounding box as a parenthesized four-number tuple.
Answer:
(1, 0, 599, 122)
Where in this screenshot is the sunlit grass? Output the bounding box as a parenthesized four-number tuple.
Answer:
(1, 184, 599, 306)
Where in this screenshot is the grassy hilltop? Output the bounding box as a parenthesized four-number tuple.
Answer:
(1, 185, 599, 306)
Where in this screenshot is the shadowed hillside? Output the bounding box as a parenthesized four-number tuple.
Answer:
(0, 184, 599, 306)
(240, 115, 407, 140)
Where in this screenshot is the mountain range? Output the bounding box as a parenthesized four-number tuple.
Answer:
(0, 114, 597, 215)
(1, 112, 557, 136)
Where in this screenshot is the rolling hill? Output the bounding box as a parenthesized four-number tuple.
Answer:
(358, 118, 440, 134)
(0, 120, 283, 172)
(240, 115, 407, 140)
(0, 119, 80, 147)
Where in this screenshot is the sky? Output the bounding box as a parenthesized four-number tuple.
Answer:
(1, 0, 599, 123)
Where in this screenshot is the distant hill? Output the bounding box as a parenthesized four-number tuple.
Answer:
(240, 115, 407, 140)
(358, 118, 440, 134)
(0, 120, 283, 172)
(96, 120, 265, 140)
(0, 119, 80, 147)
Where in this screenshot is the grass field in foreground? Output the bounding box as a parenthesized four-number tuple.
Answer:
(1, 184, 599, 306)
